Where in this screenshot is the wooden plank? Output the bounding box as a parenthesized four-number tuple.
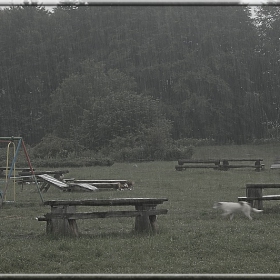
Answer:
(270, 164, 280, 169)
(0, 167, 34, 171)
(238, 197, 248, 201)
(256, 195, 280, 200)
(221, 159, 263, 162)
(73, 180, 132, 189)
(178, 159, 220, 164)
(44, 198, 168, 207)
(37, 174, 69, 189)
(246, 183, 280, 188)
(73, 179, 128, 183)
(19, 170, 69, 176)
(69, 183, 99, 191)
(221, 165, 262, 168)
(73, 182, 121, 189)
(175, 165, 219, 169)
(42, 209, 168, 220)
(238, 195, 280, 201)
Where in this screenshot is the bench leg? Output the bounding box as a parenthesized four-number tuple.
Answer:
(149, 215, 157, 232)
(221, 160, 229, 171)
(134, 205, 158, 233)
(68, 219, 79, 237)
(47, 206, 79, 237)
(246, 187, 263, 210)
(254, 160, 261, 172)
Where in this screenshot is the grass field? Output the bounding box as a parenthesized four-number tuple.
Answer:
(1, 144, 280, 274)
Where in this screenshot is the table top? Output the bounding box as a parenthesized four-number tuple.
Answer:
(44, 198, 168, 207)
(246, 183, 280, 188)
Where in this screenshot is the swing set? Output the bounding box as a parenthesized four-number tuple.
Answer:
(0, 136, 44, 204)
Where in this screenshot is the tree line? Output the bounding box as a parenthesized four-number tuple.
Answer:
(0, 5, 280, 160)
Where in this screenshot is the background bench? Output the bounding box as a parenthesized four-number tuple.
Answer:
(0, 167, 35, 178)
(37, 198, 168, 237)
(13, 170, 69, 189)
(238, 183, 280, 209)
(175, 158, 264, 171)
(175, 159, 220, 171)
(220, 159, 264, 171)
(35, 175, 132, 192)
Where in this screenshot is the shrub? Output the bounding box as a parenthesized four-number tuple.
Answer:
(163, 145, 194, 161)
(32, 157, 114, 168)
(33, 134, 85, 159)
(109, 143, 193, 162)
(174, 138, 216, 147)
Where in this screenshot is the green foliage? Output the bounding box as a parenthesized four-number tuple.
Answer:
(32, 156, 114, 168)
(174, 138, 216, 147)
(33, 134, 85, 159)
(1, 6, 280, 147)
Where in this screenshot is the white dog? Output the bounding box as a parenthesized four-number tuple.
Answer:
(213, 201, 263, 220)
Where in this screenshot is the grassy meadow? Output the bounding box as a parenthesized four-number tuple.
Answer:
(1, 144, 280, 274)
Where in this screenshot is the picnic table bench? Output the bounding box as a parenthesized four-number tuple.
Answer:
(37, 198, 168, 237)
(34, 175, 132, 192)
(72, 179, 133, 190)
(13, 170, 70, 188)
(175, 159, 220, 171)
(220, 159, 264, 171)
(175, 158, 264, 171)
(0, 167, 35, 178)
(18, 170, 69, 177)
(238, 183, 280, 210)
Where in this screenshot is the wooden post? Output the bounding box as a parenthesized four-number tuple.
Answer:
(149, 215, 157, 232)
(222, 160, 229, 171)
(246, 187, 263, 210)
(47, 205, 79, 237)
(135, 204, 157, 233)
(0, 192, 3, 208)
(255, 160, 261, 172)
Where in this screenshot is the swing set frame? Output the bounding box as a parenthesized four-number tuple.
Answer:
(0, 136, 44, 203)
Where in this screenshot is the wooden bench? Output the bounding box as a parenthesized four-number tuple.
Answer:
(34, 175, 132, 192)
(270, 157, 280, 169)
(15, 170, 70, 188)
(37, 174, 99, 192)
(37, 198, 168, 237)
(0, 167, 35, 178)
(72, 179, 133, 190)
(220, 159, 264, 171)
(175, 159, 220, 171)
(18, 170, 69, 177)
(175, 158, 264, 171)
(238, 183, 280, 210)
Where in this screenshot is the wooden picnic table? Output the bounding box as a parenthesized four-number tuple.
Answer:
(38, 198, 168, 237)
(238, 183, 280, 210)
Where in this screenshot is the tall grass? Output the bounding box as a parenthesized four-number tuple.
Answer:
(1, 144, 280, 274)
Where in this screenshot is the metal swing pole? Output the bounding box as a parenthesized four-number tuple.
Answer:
(4, 141, 16, 202)
(0, 137, 44, 204)
(21, 139, 44, 203)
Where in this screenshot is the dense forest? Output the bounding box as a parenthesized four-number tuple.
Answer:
(1, 5, 280, 161)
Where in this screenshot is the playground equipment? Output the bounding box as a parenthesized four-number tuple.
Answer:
(4, 141, 16, 202)
(0, 137, 44, 204)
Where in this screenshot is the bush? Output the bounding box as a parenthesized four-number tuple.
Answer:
(162, 145, 194, 161)
(110, 147, 152, 162)
(175, 138, 216, 147)
(109, 144, 193, 162)
(32, 157, 114, 168)
(33, 134, 85, 159)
